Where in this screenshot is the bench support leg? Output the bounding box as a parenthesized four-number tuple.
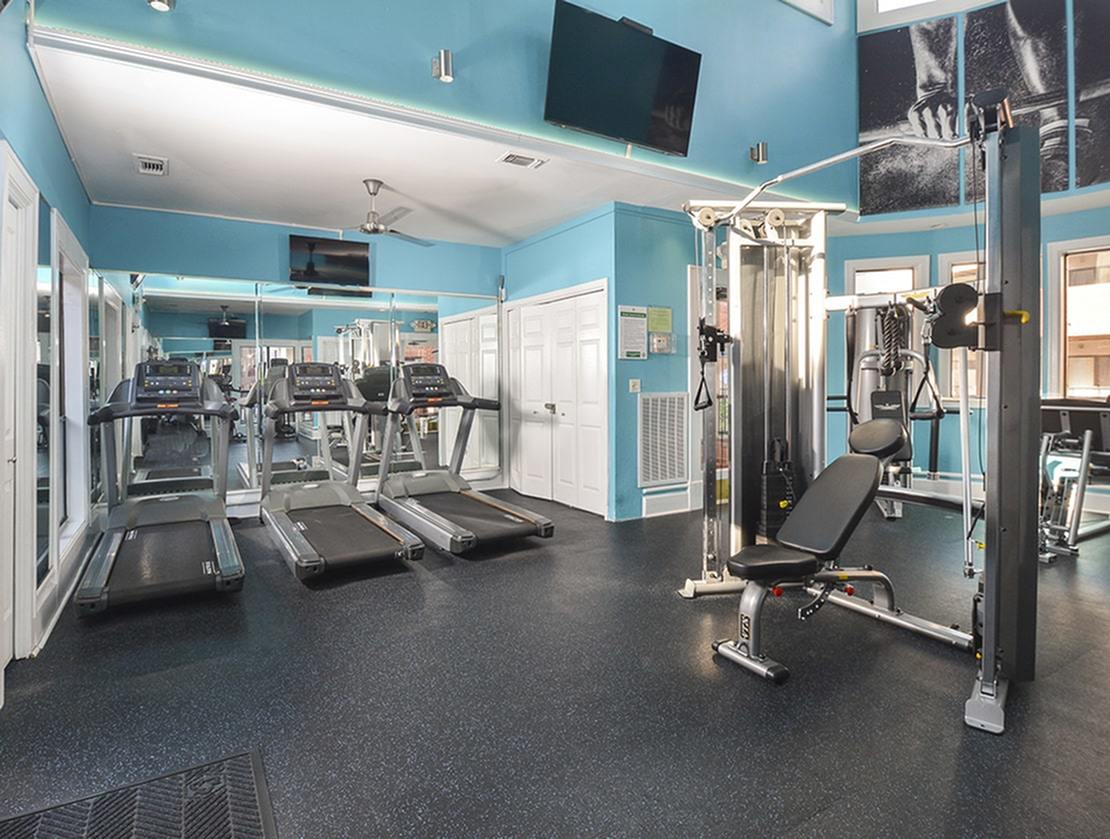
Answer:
(712, 582, 790, 684)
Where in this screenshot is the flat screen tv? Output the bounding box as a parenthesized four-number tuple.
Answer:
(289, 235, 370, 286)
(544, 0, 701, 157)
(208, 317, 247, 339)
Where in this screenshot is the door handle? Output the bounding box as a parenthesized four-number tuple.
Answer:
(544, 403, 556, 413)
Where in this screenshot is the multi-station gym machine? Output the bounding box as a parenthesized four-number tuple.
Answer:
(681, 92, 1040, 733)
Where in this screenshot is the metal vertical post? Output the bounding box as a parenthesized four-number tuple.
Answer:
(965, 120, 1040, 734)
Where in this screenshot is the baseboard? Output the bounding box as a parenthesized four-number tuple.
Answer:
(642, 487, 692, 518)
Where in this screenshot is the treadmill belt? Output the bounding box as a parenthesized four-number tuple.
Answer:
(111, 520, 219, 602)
(0, 751, 277, 839)
(287, 506, 400, 565)
(418, 492, 538, 544)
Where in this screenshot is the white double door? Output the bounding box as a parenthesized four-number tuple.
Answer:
(514, 290, 606, 516)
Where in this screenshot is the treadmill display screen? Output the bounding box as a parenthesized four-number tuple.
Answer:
(288, 362, 343, 400)
(403, 364, 453, 401)
(134, 361, 201, 403)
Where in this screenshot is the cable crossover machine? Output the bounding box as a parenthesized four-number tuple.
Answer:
(681, 91, 1040, 734)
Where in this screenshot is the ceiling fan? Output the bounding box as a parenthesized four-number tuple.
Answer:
(344, 179, 433, 247)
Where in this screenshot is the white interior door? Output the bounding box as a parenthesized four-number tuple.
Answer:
(518, 304, 554, 498)
(475, 313, 500, 471)
(511, 288, 607, 513)
(568, 291, 607, 516)
(551, 300, 578, 507)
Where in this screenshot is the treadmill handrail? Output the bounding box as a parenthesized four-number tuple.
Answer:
(89, 399, 237, 425)
(387, 390, 501, 415)
(264, 398, 384, 419)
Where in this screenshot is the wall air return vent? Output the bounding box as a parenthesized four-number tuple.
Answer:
(638, 392, 689, 487)
(498, 152, 547, 169)
(133, 154, 169, 176)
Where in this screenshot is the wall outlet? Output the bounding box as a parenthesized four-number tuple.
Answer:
(629, 379, 641, 393)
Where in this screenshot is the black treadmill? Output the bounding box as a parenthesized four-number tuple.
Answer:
(376, 363, 554, 554)
(259, 362, 424, 580)
(74, 361, 245, 614)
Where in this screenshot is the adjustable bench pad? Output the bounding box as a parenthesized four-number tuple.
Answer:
(727, 544, 819, 582)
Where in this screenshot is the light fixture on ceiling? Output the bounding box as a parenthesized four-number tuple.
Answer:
(147, 0, 175, 12)
(432, 49, 454, 83)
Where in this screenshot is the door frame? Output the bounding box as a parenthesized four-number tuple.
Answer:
(0, 144, 40, 670)
(30, 209, 90, 656)
(501, 278, 610, 519)
(0, 142, 39, 700)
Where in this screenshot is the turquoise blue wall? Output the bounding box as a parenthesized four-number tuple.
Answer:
(0, 2, 90, 244)
(613, 205, 692, 519)
(36, 0, 858, 204)
(502, 201, 692, 520)
(90, 205, 502, 295)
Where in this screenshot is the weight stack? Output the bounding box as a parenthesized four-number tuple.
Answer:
(759, 462, 797, 539)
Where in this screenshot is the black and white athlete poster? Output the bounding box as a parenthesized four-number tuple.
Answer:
(858, 19, 960, 215)
(965, 0, 1068, 196)
(1075, 0, 1110, 187)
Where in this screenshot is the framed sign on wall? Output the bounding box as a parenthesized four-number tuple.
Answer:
(782, 0, 835, 25)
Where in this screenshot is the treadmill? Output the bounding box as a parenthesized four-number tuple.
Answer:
(75, 360, 245, 614)
(328, 365, 426, 481)
(259, 362, 424, 580)
(376, 363, 554, 554)
(237, 361, 328, 488)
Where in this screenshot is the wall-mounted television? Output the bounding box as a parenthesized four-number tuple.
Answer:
(544, 0, 701, 157)
(289, 235, 370, 286)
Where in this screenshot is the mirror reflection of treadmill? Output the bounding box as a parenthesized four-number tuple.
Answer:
(375, 363, 554, 555)
(328, 365, 428, 481)
(74, 361, 245, 613)
(258, 362, 424, 580)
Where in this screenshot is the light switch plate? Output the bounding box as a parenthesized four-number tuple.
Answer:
(629, 379, 641, 393)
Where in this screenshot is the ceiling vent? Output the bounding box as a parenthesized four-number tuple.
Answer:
(133, 154, 169, 176)
(498, 152, 547, 170)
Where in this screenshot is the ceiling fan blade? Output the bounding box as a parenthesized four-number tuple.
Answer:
(387, 229, 434, 248)
(377, 206, 413, 227)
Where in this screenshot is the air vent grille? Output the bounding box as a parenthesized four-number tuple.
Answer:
(133, 154, 169, 176)
(638, 392, 688, 487)
(499, 152, 547, 169)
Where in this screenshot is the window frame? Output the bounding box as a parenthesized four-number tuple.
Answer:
(936, 250, 986, 405)
(1048, 235, 1110, 399)
(842, 255, 931, 411)
(857, 0, 985, 33)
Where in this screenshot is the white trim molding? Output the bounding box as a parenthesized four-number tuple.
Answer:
(0, 142, 40, 664)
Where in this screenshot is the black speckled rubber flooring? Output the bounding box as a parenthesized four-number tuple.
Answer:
(2, 493, 1109, 837)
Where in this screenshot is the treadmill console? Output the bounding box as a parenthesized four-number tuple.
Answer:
(134, 361, 202, 403)
(402, 364, 454, 403)
(288, 362, 345, 402)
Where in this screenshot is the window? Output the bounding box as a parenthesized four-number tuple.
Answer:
(1064, 249, 1110, 399)
(853, 268, 916, 296)
(943, 260, 984, 401)
(858, 0, 982, 33)
(877, 0, 931, 11)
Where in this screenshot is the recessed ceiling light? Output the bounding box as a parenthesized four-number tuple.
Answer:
(147, 0, 175, 12)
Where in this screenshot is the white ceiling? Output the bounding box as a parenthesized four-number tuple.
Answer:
(34, 38, 744, 248)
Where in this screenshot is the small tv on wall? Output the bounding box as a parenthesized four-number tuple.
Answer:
(289, 236, 370, 286)
(544, 0, 701, 157)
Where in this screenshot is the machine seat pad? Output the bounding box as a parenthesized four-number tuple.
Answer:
(727, 544, 819, 582)
(848, 418, 908, 460)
